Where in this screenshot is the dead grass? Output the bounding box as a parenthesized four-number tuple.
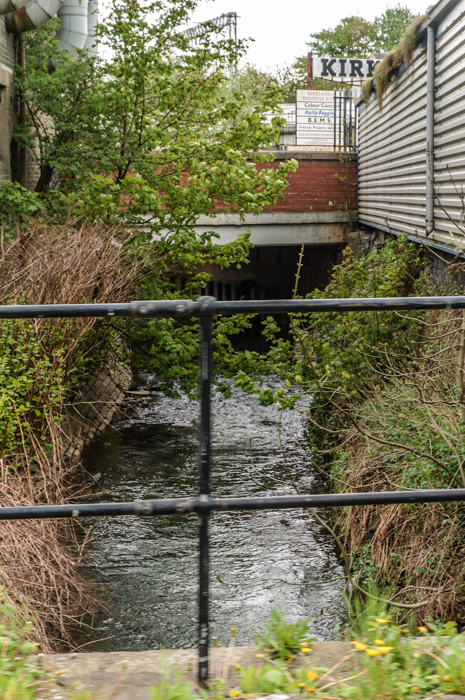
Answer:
(361, 14, 426, 108)
(329, 307, 465, 622)
(0, 218, 158, 650)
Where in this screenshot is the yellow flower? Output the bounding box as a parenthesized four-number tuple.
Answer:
(254, 653, 264, 658)
(229, 690, 239, 698)
(233, 663, 241, 671)
(378, 647, 394, 654)
(286, 657, 295, 664)
(374, 639, 385, 646)
(401, 627, 409, 634)
(353, 642, 367, 652)
(413, 652, 420, 659)
(307, 672, 318, 681)
(366, 649, 379, 657)
(417, 626, 428, 634)
(306, 688, 316, 693)
(301, 647, 312, 654)
(300, 641, 307, 646)
(375, 618, 388, 624)
(298, 683, 306, 688)
(443, 675, 452, 682)
(412, 687, 420, 693)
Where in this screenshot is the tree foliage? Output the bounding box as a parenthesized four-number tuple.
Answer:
(308, 5, 415, 57)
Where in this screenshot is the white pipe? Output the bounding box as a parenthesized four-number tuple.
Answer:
(426, 24, 436, 236)
(84, 0, 97, 54)
(4, 0, 63, 33)
(55, 0, 88, 55)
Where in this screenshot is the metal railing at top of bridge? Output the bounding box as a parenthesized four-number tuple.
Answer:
(4, 294, 465, 684)
(334, 87, 358, 153)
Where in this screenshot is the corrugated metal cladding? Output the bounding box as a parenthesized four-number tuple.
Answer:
(434, 9, 465, 240)
(357, 0, 465, 249)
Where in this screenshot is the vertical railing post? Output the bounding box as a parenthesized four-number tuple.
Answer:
(197, 296, 215, 687)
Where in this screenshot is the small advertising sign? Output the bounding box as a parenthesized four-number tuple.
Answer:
(296, 90, 334, 146)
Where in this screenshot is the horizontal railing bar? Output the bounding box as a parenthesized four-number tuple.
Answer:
(214, 297, 465, 313)
(1, 489, 465, 520)
(2, 297, 465, 319)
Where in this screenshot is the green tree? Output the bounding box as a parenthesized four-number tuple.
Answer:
(370, 4, 415, 52)
(17, 0, 296, 212)
(14, 0, 299, 396)
(307, 5, 415, 58)
(308, 16, 373, 57)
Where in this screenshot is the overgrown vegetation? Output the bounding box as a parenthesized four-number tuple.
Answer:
(361, 14, 426, 107)
(0, 218, 154, 649)
(0, 0, 302, 650)
(143, 608, 465, 700)
(272, 234, 465, 624)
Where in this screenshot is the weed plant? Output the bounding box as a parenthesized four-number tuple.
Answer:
(146, 610, 465, 700)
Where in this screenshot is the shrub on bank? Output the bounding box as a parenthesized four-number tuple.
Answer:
(291, 235, 465, 623)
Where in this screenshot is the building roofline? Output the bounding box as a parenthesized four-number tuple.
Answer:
(417, 0, 463, 39)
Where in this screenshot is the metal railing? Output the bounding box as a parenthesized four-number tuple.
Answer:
(3, 295, 465, 684)
(334, 88, 358, 152)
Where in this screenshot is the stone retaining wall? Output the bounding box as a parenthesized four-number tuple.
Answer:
(61, 352, 132, 462)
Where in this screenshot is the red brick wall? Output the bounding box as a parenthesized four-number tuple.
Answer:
(257, 159, 357, 213)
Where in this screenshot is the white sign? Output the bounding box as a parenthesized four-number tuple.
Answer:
(296, 90, 334, 146)
(313, 57, 379, 83)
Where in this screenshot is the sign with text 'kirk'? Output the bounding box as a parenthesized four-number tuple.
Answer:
(313, 57, 379, 83)
(296, 90, 334, 146)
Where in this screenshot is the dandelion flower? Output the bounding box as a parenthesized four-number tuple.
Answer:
(301, 647, 312, 654)
(366, 649, 379, 657)
(233, 663, 241, 671)
(286, 657, 295, 664)
(229, 690, 239, 698)
(353, 642, 367, 652)
(375, 618, 388, 624)
(307, 672, 318, 681)
(254, 653, 264, 658)
(401, 627, 409, 634)
(378, 647, 394, 654)
(306, 688, 316, 692)
(412, 687, 420, 692)
(413, 652, 420, 659)
(417, 626, 427, 634)
(298, 683, 305, 688)
(443, 675, 452, 682)
(374, 639, 385, 646)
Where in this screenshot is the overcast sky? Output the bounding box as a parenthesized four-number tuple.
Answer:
(186, 0, 429, 70)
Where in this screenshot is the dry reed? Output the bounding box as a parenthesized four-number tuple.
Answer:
(0, 218, 157, 650)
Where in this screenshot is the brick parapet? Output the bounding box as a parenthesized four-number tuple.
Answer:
(256, 157, 357, 214)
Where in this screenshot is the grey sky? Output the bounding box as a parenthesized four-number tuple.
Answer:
(187, 0, 429, 70)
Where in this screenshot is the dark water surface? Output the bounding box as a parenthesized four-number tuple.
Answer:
(81, 376, 345, 652)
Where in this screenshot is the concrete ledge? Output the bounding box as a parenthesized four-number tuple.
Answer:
(258, 150, 357, 162)
(42, 642, 351, 700)
(193, 222, 353, 246)
(195, 212, 356, 226)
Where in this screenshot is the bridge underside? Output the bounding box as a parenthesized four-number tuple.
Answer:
(173, 243, 345, 301)
(193, 212, 355, 247)
(181, 212, 355, 300)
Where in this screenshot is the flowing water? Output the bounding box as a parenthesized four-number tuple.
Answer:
(81, 375, 345, 652)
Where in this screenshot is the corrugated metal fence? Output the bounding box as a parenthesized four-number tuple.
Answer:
(357, 0, 465, 250)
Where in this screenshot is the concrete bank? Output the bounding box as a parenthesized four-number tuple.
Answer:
(41, 643, 350, 700)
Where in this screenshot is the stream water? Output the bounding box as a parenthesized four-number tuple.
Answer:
(80, 375, 345, 652)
